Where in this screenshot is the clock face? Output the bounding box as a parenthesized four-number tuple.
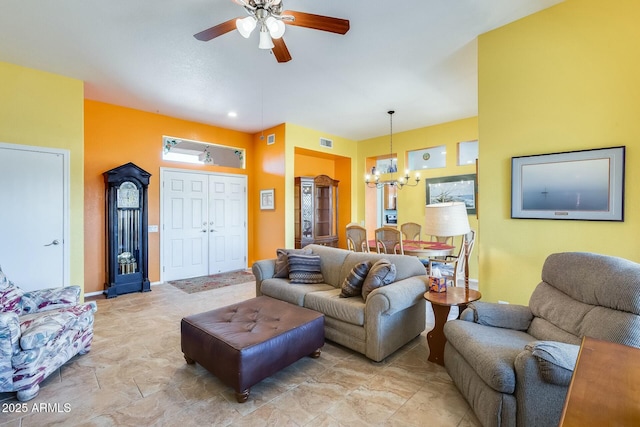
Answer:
(117, 181, 140, 208)
(423, 153, 431, 161)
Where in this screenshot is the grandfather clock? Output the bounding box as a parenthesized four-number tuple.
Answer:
(104, 162, 151, 298)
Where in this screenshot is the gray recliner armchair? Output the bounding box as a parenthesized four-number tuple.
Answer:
(443, 252, 640, 427)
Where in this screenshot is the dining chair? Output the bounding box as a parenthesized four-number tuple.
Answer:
(400, 222, 422, 241)
(345, 223, 369, 253)
(428, 230, 476, 287)
(374, 226, 404, 255)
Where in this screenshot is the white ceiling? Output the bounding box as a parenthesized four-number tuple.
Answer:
(0, 0, 562, 141)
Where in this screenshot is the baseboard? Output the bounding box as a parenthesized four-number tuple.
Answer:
(84, 281, 163, 297)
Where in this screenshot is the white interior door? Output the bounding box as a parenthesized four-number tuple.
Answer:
(0, 143, 67, 291)
(209, 175, 247, 274)
(162, 171, 209, 281)
(161, 169, 247, 281)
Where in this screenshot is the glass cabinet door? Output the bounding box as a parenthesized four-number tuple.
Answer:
(294, 175, 339, 248)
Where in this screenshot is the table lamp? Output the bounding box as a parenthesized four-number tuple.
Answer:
(424, 202, 471, 289)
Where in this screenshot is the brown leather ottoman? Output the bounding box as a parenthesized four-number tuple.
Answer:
(181, 296, 324, 403)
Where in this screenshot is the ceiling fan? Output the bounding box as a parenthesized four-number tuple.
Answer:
(194, 0, 350, 63)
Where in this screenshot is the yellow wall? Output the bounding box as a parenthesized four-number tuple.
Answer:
(357, 117, 479, 279)
(0, 61, 85, 293)
(478, 0, 640, 304)
(84, 100, 254, 294)
(285, 124, 358, 248)
(248, 124, 359, 261)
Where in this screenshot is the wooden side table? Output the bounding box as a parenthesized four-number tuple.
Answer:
(559, 336, 640, 426)
(424, 287, 482, 365)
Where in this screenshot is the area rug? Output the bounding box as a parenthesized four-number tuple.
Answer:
(167, 269, 255, 294)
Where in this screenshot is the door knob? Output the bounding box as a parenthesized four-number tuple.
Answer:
(44, 239, 60, 246)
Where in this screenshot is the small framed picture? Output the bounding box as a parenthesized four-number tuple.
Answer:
(260, 189, 275, 210)
(426, 174, 477, 214)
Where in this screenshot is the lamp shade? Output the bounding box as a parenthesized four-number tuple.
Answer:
(258, 29, 274, 49)
(236, 16, 257, 38)
(424, 202, 470, 237)
(265, 16, 286, 39)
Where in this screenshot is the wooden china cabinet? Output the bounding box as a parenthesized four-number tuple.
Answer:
(294, 175, 339, 248)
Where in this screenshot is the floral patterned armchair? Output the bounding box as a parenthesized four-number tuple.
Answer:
(0, 265, 97, 401)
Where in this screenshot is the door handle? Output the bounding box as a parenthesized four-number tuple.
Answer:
(210, 229, 218, 232)
(201, 230, 207, 233)
(44, 239, 60, 246)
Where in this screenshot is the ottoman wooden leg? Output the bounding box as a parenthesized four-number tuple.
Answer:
(310, 348, 322, 358)
(236, 389, 250, 403)
(184, 354, 195, 364)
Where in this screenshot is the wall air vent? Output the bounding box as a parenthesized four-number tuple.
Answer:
(320, 138, 333, 149)
(267, 134, 275, 145)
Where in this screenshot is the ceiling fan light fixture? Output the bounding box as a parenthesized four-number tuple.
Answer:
(258, 28, 275, 49)
(265, 16, 286, 39)
(236, 16, 257, 38)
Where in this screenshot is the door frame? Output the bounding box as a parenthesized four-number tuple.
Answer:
(159, 167, 248, 283)
(0, 142, 70, 287)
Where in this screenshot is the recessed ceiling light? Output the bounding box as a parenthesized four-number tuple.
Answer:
(228, 111, 237, 118)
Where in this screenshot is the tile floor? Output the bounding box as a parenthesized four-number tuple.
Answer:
(0, 282, 481, 427)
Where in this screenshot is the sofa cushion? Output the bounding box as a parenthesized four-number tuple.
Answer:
(305, 288, 365, 326)
(541, 252, 640, 315)
(465, 301, 533, 331)
(340, 261, 372, 298)
(0, 266, 23, 316)
(341, 251, 426, 285)
(274, 248, 312, 278)
(525, 341, 579, 387)
(288, 254, 324, 284)
(362, 259, 396, 301)
(19, 304, 95, 350)
(260, 278, 334, 306)
(444, 320, 534, 394)
(21, 286, 80, 314)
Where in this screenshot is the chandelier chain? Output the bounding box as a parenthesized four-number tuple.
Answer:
(389, 110, 394, 170)
(364, 110, 420, 189)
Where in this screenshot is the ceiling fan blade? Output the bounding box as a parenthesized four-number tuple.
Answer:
(194, 18, 238, 41)
(272, 38, 292, 63)
(283, 10, 350, 35)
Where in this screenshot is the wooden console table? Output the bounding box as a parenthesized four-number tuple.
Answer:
(559, 336, 640, 426)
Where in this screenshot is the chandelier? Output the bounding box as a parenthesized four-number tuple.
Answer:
(235, 0, 288, 50)
(365, 111, 420, 189)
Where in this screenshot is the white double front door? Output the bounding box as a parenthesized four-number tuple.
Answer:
(161, 169, 247, 281)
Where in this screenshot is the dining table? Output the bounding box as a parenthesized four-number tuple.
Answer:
(368, 240, 455, 258)
(403, 240, 455, 258)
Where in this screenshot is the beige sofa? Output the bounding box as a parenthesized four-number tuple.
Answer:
(252, 244, 428, 362)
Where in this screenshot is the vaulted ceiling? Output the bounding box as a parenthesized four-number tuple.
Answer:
(0, 0, 563, 140)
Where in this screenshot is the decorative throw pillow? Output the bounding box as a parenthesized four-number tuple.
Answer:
(288, 254, 324, 284)
(0, 265, 23, 315)
(340, 261, 373, 298)
(361, 259, 397, 301)
(274, 248, 312, 278)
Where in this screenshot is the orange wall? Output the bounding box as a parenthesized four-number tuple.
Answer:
(84, 100, 254, 294)
(293, 150, 352, 249)
(333, 156, 351, 248)
(294, 153, 336, 177)
(251, 124, 287, 262)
